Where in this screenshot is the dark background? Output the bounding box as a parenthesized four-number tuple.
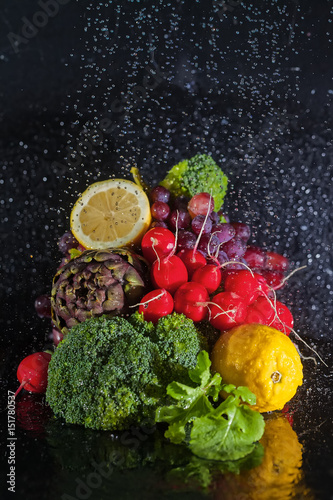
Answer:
(0, 1, 332, 498)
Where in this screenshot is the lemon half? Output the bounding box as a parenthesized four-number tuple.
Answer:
(70, 179, 151, 250)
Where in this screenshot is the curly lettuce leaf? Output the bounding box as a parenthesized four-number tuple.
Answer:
(155, 350, 265, 462)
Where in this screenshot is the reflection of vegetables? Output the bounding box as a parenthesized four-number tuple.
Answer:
(212, 413, 313, 500)
(156, 351, 265, 462)
(160, 154, 228, 211)
(166, 444, 264, 492)
(46, 312, 207, 431)
(46, 417, 263, 495)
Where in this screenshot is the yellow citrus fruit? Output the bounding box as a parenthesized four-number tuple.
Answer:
(211, 323, 303, 412)
(70, 179, 151, 250)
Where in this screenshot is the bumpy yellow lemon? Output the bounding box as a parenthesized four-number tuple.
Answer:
(211, 323, 303, 412)
(70, 179, 151, 250)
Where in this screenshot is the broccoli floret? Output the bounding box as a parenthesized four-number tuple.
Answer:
(46, 313, 206, 431)
(160, 154, 228, 211)
(153, 313, 208, 387)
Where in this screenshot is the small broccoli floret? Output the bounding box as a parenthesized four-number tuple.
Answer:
(160, 154, 228, 211)
(46, 313, 206, 431)
(153, 313, 208, 387)
(128, 309, 155, 337)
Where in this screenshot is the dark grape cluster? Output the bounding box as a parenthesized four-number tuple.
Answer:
(148, 186, 289, 286)
(149, 186, 251, 267)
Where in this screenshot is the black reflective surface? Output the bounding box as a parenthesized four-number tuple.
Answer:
(1, 1, 333, 499)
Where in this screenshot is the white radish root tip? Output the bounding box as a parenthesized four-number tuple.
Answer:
(151, 237, 161, 270)
(129, 290, 165, 308)
(193, 193, 213, 254)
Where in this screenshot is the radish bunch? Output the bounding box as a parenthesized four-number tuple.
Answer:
(138, 189, 294, 335)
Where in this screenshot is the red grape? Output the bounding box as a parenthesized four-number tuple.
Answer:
(265, 251, 289, 272)
(191, 215, 212, 235)
(221, 238, 247, 260)
(231, 222, 251, 242)
(212, 223, 236, 244)
(151, 201, 170, 221)
(150, 186, 170, 203)
(34, 295, 51, 318)
(188, 193, 214, 218)
(58, 231, 79, 254)
(176, 230, 196, 252)
(244, 245, 267, 269)
(168, 209, 191, 231)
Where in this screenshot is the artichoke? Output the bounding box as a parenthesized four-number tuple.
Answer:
(51, 248, 148, 335)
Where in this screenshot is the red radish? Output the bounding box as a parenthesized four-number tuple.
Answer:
(187, 192, 214, 219)
(254, 272, 272, 297)
(260, 270, 286, 290)
(244, 245, 267, 269)
(243, 296, 275, 325)
(141, 227, 175, 264)
(174, 282, 209, 322)
(177, 248, 206, 279)
(151, 255, 188, 295)
(248, 296, 275, 324)
(208, 292, 248, 330)
(243, 307, 266, 325)
(265, 251, 289, 272)
(192, 264, 222, 294)
(138, 288, 174, 323)
(224, 270, 262, 305)
(269, 301, 294, 335)
(15, 352, 52, 397)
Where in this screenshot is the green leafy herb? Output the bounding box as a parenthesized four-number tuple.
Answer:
(155, 351, 265, 462)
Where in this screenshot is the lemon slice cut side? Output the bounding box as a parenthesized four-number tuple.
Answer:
(70, 179, 151, 249)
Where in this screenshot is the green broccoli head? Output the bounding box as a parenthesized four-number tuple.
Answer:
(160, 154, 228, 212)
(46, 316, 161, 431)
(46, 313, 206, 431)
